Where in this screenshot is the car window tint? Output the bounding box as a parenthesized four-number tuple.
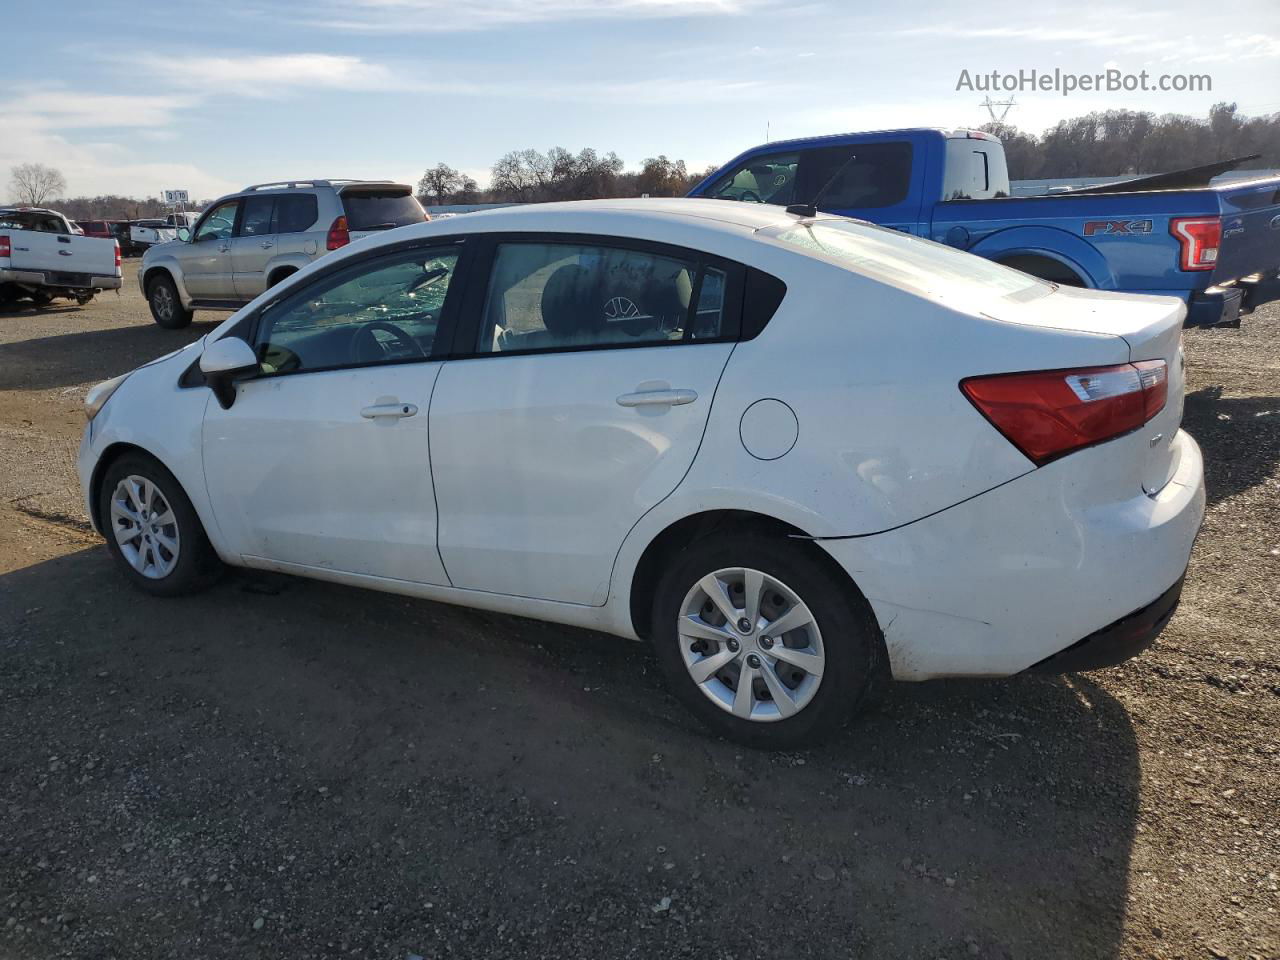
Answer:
(477, 242, 725, 354)
(705, 152, 799, 205)
(795, 142, 914, 209)
(255, 249, 458, 374)
(240, 196, 275, 237)
(195, 201, 239, 242)
(272, 194, 319, 234)
(341, 191, 425, 230)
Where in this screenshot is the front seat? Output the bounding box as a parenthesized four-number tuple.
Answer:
(539, 264, 601, 346)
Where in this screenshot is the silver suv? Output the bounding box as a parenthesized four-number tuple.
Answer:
(139, 179, 427, 328)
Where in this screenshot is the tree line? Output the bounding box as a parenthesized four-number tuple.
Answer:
(9, 103, 1277, 217)
(984, 102, 1280, 180)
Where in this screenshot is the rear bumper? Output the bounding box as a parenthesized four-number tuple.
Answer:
(1185, 286, 1243, 328)
(0, 267, 121, 290)
(818, 430, 1206, 680)
(1027, 575, 1184, 673)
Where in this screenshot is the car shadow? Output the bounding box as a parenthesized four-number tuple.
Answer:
(1182, 386, 1280, 506)
(0, 547, 1139, 959)
(0, 320, 219, 392)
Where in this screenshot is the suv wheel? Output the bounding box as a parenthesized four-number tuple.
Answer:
(651, 533, 884, 748)
(98, 453, 221, 596)
(147, 273, 193, 329)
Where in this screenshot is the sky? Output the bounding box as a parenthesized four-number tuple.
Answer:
(3, 0, 1278, 202)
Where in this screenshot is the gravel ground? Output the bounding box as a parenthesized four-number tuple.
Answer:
(0, 264, 1276, 960)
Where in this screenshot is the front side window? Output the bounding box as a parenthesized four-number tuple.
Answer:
(255, 247, 459, 374)
(195, 200, 239, 242)
(704, 152, 799, 205)
(240, 196, 274, 237)
(476, 242, 727, 354)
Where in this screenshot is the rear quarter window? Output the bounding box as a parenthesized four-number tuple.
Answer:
(341, 191, 426, 230)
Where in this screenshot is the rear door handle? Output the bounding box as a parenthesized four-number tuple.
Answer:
(616, 389, 698, 407)
(260, 241, 273, 249)
(361, 402, 418, 420)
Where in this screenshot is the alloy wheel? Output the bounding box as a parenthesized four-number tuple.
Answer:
(677, 567, 825, 722)
(109, 475, 181, 579)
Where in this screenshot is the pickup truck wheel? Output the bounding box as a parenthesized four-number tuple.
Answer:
(31, 291, 54, 309)
(148, 274, 193, 329)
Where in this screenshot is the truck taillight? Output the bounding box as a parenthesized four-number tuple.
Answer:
(961, 360, 1168, 465)
(0, 234, 9, 258)
(1170, 216, 1221, 271)
(326, 216, 350, 250)
(114, 241, 121, 267)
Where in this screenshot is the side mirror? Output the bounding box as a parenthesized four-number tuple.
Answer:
(199, 337, 259, 409)
(177, 227, 191, 242)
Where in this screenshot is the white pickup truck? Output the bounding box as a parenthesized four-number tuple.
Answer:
(0, 207, 122, 308)
(130, 212, 199, 251)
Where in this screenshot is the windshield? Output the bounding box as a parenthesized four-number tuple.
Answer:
(341, 190, 426, 230)
(771, 219, 1051, 304)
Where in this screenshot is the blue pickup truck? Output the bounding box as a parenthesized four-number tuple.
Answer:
(687, 128, 1280, 326)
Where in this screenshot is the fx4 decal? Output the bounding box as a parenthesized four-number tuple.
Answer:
(1083, 219, 1153, 236)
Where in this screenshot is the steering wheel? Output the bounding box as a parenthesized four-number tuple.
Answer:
(350, 321, 425, 364)
(738, 189, 763, 203)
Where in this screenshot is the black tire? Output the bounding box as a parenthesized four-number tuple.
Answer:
(98, 452, 222, 597)
(651, 532, 885, 749)
(147, 273, 193, 329)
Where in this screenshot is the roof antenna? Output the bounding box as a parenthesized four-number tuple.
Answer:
(785, 152, 858, 218)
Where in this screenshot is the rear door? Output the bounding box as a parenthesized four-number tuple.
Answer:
(268, 192, 321, 265)
(230, 195, 277, 299)
(429, 235, 740, 605)
(340, 185, 427, 244)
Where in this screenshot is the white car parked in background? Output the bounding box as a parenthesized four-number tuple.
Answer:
(78, 199, 1205, 746)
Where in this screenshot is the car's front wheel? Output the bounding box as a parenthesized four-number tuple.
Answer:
(98, 453, 221, 596)
(651, 533, 884, 748)
(147, 273, 193, 329)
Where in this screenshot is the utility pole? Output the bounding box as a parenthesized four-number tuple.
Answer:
(980, 95, 1017, 124)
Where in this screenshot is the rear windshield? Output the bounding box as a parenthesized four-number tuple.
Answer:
(771, 219, 1051, 303)
(341, 190, 425, 230)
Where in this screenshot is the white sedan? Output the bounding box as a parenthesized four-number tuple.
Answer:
(78, 199, 1205, 746)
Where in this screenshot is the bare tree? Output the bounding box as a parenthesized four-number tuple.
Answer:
(9, 163, 67, 206)
(417, 163, 463, 206)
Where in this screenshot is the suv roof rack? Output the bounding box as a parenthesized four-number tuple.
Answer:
(240, 179, 400, 192)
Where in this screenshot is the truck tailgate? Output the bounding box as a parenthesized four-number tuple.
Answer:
(1213, 175, 1280, 283)
(9, 232, 118, 279)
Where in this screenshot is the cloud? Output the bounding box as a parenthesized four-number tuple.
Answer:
(891, 24, 1280, 62)
(134, 53, 399, 98)
(0, 90, 192, 129)
(293, 0, 759, 32)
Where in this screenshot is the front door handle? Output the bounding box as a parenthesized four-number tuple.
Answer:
(260, 241, 273, 249)
(616, 388, 698, 408)
(361, 402, 418, 420)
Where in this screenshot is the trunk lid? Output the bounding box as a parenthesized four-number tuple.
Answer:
(983, 284, 1187, 495)
(1212, 175, 1280, 283)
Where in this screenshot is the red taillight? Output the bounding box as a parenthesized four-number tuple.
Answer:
(961, 360, 1168, 465)
(326, 215, 350, 250)
(0, 234, 9, 258)
(1170, 216, 1221, 271)
(114, 241, 122, 268)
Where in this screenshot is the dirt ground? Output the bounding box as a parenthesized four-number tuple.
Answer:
(1, 263, 1276, 960)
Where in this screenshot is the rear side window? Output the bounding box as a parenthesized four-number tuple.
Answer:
(341, 190, 425, 230)
(795, 142, 913, 210)
(476, 242, 728, 354)
(240, 196, 274, 237)
(272, 194, 319, 234)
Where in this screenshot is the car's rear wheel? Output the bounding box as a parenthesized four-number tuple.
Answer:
(147, 273, 193, 329)
(98, 453, 221, 596)
(651, 533, 884, 748)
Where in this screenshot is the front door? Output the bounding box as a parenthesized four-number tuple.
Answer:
(230, 194, 277, 300)
(430, 237, 739, 605)
(181, 198, 240, 297)
(202, 242, 465, 583)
